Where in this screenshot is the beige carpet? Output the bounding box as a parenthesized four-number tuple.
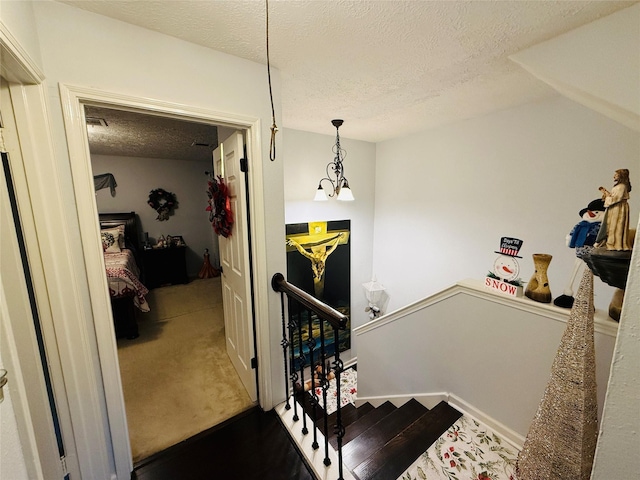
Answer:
(117, 277, 255, 462)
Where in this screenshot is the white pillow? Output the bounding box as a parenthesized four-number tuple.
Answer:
(101, 225, 125, 253)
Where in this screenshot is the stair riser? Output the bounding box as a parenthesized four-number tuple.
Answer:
(357, 392, 525, 450)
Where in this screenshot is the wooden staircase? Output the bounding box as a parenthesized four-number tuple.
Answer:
(295, 390, 463, 480)
(271, 275, 464, 480)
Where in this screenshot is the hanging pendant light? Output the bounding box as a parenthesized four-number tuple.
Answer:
(337, 179, 354, 201)
(314, 184, 329, 201)
(314, 119, 354, 201)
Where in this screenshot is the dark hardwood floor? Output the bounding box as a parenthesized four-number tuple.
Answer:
(132, 406, 314, 480)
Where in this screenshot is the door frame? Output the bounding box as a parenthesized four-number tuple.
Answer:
(1, 99, 69, 480)
(1, 22, 83, 479)
(58, 84, 273, 476)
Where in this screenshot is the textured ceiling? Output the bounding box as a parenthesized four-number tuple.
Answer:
(85, 106, 221, 162)
(63, 0, 637, 146)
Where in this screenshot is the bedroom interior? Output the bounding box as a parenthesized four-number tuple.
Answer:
(89, 106, 254, 461)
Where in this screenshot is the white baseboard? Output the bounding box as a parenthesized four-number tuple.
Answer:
(276, 400, 356, 480)
(448, 393, 525, 449)
(343, 356, 357, 370)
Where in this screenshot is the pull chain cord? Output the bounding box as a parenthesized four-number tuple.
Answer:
(266, 0, 278, 161)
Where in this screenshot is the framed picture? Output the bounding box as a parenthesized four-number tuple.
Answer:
(169, 235, 185, 246)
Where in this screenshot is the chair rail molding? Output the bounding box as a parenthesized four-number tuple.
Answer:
(354, 278, 619, 338)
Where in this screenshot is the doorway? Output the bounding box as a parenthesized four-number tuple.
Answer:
(59, 84, 272, 474)
(85, 104, 257, 460)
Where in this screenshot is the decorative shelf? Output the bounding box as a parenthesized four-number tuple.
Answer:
(580, 247, 632, 290)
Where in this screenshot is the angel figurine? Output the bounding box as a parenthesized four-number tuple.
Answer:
(596, 168, 632, 251)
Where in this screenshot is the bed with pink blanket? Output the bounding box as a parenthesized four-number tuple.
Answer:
(104, 248, 149, 312)
(99, 212, 149, 338)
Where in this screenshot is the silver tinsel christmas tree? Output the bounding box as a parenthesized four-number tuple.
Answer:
(515, 269, 598, 480)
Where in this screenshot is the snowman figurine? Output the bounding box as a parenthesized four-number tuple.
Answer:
(553, 199, 605, 308)
(492, 255, 521, 283)
(491, 237, 524, 284)
(567, 198, 605, 250)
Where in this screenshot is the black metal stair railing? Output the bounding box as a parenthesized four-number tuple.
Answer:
(272, 273, 349, 480)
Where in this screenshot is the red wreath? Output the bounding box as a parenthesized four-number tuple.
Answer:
(206, 176, 234, 237)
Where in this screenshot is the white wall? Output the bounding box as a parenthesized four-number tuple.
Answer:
(0, 0, 43, 70)
(92, 154, 218, 277)
(373, 95, 640, 314)
(354, 282, 617, 441)
(283, 128, 376, 358)
(0, 330, 29, 480)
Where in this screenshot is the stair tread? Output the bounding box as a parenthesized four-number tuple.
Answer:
(352, 401, 463, 480)
(339, 401, 397, 446)
(328, 402, 375, 449)
(343, 399, 429, 470)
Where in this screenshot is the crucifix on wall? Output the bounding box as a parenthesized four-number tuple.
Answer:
(285, 220, 351, 361)
(286, 221, 350, 299)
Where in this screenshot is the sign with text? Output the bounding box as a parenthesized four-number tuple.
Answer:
(485, 276, 523, 297)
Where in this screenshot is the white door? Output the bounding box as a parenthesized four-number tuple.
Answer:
(214, 131, 257, 402)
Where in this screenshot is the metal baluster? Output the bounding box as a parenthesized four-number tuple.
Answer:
(306, 310, 319, 450)
(279, 291, 291, 411)
(319, 318, 331, 467)
(333, 327, 345, 480)
(297, 303, 309, 435)
(289, 299, 301, 422)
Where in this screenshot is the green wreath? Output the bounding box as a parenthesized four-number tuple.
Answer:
(148, 188, 178, 221)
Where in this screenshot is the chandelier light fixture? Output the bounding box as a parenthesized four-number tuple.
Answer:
(314, 119, 354, 201)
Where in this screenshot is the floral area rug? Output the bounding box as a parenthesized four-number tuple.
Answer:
(309, 367, 358, 415)
(399, 415, 519, 480)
